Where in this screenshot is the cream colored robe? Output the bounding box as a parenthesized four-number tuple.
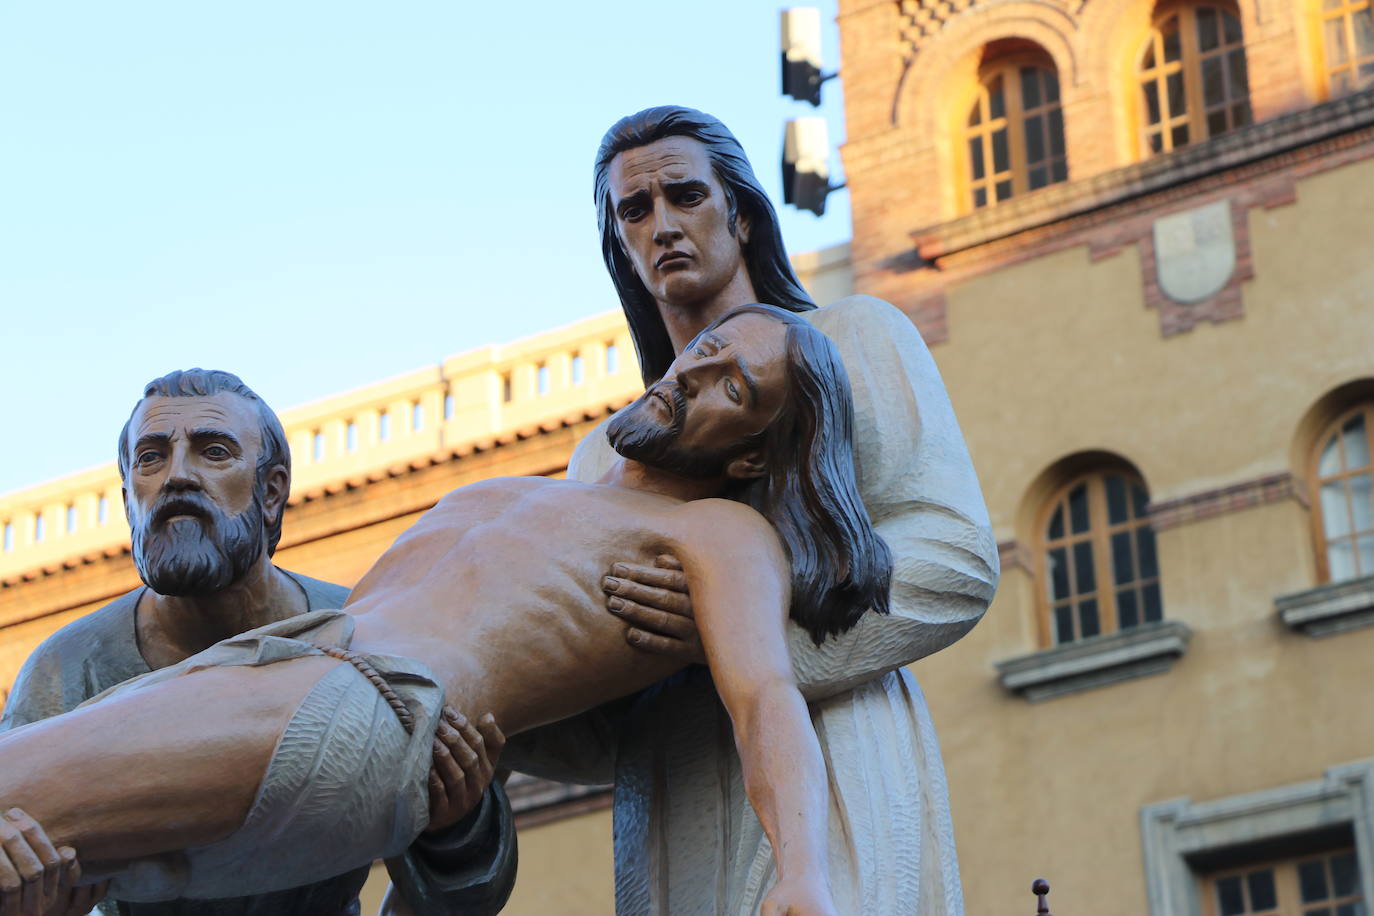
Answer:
(507, 296, 998, 915)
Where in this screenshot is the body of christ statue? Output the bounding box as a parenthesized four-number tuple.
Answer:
(0, 305, 888, 916)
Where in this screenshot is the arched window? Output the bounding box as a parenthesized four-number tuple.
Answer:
(1039, 471, 1162, 645)
(1320, 0, 1374, 96)
(965, 52, 1068, 210)
(1139, 4, 1252, 156)
(1312, 404, 1374, 582)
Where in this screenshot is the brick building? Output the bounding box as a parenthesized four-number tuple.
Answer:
(831, 1, 1374, 913)
(3, 2, 1374, 912)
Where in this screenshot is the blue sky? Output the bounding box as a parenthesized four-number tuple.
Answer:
(0, 2, 850, 495)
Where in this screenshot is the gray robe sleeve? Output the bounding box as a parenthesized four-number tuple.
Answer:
(0, 643, 75, 732)
(787, 296, 998, 700)
(383, 782, 517, 916)
(0, 591, 147, 733)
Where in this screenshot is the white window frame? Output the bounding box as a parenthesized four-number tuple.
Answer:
(1141, 759, 1374, 915)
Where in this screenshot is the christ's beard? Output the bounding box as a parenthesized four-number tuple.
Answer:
(132, 491, 266, 597)
(607, 385, 732, 479)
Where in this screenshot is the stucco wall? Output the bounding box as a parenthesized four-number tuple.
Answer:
(911, 153, 1374, 915)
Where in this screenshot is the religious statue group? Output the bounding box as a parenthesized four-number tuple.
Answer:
(0, 108, 998, 915)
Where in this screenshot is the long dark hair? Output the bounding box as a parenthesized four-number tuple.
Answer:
(594, 106, 816, 385)
(706, 305, 892, 644)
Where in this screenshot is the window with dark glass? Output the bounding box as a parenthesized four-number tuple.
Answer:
(1040, 471, 1161, 645)
(1204, 849, 1364, 916)
(966, 57, 1067, 210)
(1312, 404, 1374, 583)
(1140, 4, 1252, 156)
(1322, 0, 1374, 96)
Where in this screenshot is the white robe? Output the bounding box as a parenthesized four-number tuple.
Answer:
(507, 296, 998, 915)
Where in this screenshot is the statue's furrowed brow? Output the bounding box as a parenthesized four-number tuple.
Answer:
(616, 188, 651, 218)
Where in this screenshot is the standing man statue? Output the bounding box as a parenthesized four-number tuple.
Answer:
(0, 369, 514, 916)
(507, 106, 1000, 914)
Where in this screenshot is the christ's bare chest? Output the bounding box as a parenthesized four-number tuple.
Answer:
(387, 478, 690, 731)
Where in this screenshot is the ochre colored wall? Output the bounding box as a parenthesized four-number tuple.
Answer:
(940, 157, 1374, 524)
(907, 154, 1374, 915)
(502, 810, 615, 914)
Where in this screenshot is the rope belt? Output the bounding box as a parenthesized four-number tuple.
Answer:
(318, 645, 416, 735)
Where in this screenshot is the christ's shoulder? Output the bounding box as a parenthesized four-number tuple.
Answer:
(670, 497, 780, 554)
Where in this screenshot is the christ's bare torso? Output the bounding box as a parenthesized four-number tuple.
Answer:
(346, 476, 768, 735)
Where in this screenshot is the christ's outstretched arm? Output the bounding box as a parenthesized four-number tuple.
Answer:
(0, 655, 341, 864)
(673, 499, 836, 915)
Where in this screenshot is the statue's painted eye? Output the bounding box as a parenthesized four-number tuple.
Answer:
(725, 379, 741, 404)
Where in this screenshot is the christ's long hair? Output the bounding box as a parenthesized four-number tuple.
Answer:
(709, 305, 892, 644)
(594, 106, 815, 385)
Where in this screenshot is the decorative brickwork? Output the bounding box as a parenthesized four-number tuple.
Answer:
(1006, 474, 1298, 563)
(897, 0, 982, 62)
(895, 0, 1090, 65)
(1147, 472, 1295, 530)
(895, 0, 1088, 56)
(1137, 199, 1253, 336)
(917, 91, 1374, 262)
(904, 289, 951, 344)
(893, 95, 1374, 342)
(840, 0, 1356, 340)
(998, 538, 1033, 572)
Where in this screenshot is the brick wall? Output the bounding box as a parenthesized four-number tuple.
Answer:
(833, 0, 1337, 342)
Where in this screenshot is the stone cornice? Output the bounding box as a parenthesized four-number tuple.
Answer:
(1276, 574, 1374, 638)
(995, 620, 1193, 701)
(913, 89, 1374, 260)
(1147, 473, 1296, 531)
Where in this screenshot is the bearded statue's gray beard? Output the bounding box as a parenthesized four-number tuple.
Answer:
(607, 384, 732, 479)
(132, 490, 266, 597)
